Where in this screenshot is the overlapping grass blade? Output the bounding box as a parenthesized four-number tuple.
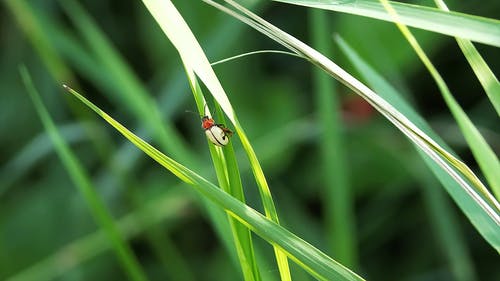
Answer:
(378, 0, 500, 221)
(140, 0, 291, 279)
(335, 36, 477, 279)
(434, 0, 500, 195)
(52, 1, 242, 269)
(273, 0, 500, 47)
(6, 188, 190, 281)
(201, 0, 500, 249)
(63, 85, 365, 281)
(185, 67, 261, 281)
(309, 9, 356, 267)
(4, 0, 115, 166)
(57, 0, 197, 165)
(20, 67, 148, 281)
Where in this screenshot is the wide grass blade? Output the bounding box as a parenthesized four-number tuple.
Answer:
(20, 67, 149, 281)
(201, 0, 500, 250)
(335, 36, 478, 280)
(63, 85, 365, 281)
(140, 0, 291, 279)
(378, 0, 500, 212)
(273, 0, 500, 47)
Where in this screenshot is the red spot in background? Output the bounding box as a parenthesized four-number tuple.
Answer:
(342, 95, 374, 124)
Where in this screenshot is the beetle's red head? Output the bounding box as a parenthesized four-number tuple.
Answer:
(201, 116, 215, 129)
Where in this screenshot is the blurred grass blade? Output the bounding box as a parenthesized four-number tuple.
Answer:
(20, 67, 149, 281)
(5, 0, 73, 82)
(52, 1, 239, 267)
(202, 0, 500, 249)
(335, 36, 479, 279)
(63, 85, 365, 281)
(57, 0, 197, 165)
(309, 9, 356, 267)
(273, 0, 500, 47)
(140, 0, 291, 279)
(185, 66, 262, 281)
(5, 0, 116, 165)
(378, 0, 500, 210)
(6, 189, 191, 281)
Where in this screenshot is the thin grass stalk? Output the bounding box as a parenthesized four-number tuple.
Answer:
(204, 0, 500, 225)
(433, 0, 500, 196)
(309, 9, 356, 268)
(272, 0, 500, 47)
(334, 34, 496, 258)
(5, 188, 191, 281)
(419, 171, 477, 281)
(20, 67, 149, 281)
(139, 1, 292, 278)
(378, 0, 500, 206)
(186, 67, 261, 281)
(57, 0, 243, 271)
(58, 0, 198, 166)
(4, 0, 115, 164)
(63, 84, 365, 281)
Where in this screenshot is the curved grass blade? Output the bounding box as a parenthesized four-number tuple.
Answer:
(5, 189, 190, 281)
(273, 0, 500, 47)
(57, 0, 197, 166)
(140, 0, 291, 278)
(185, 66, 262, 281)
(201, 0, 500, 248)
(20, 67, 149, 281)
(433, 0, 500, 194)
(378, 0, 500, 219)
(63, 85, 365, 281)
(335, 36, 480, 277)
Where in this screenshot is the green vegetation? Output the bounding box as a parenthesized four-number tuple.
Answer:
(2, 0, 499, 280)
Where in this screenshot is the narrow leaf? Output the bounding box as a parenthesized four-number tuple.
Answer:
(20, 67, 148, 281)
(140, 0, 291, 278)
(63, 85, 365, 281)
(273, 0, 500, 47)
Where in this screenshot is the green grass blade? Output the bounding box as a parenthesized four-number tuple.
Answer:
(335, 35, 500, 252)
(57, 0, 197, 165)
(63, 85, 365, 281)
(46, 1, 239, 268)
(273, 0, 500, 47)
(6, 188, 191, 281)
(4, 0, 73, 82)
(203, 0, 500, 249)
(420, 174, 477, 281)
(5, 0, 116, 164)
(378, 0, 500, 208)
(309, 9, 356, 268)
(185, 67, 261, 281)
(20, 67, 149, 281)
(433, 0, 500, 129)
(140, 1, 291, 279)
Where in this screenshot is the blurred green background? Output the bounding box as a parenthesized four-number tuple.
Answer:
(1, 0, 499, 280)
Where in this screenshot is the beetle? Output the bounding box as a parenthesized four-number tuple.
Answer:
(201, 115, 233, 146)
